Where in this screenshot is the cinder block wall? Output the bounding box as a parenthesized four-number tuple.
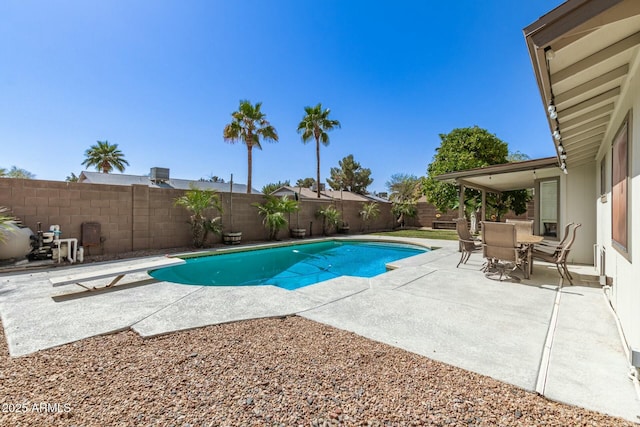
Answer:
(0, 179, 397, 254)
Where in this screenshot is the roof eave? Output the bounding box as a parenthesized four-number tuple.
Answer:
(435, 157, 559, 181)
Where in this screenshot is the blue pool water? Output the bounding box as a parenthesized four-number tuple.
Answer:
(150, 240, 428, 290)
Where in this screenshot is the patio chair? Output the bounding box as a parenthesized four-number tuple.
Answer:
(454, 218, 481, 268)
(481, 221, 528, 281)
(532, 223, 582, 285)
(506, 219, 534, 236)
(534, 222, 574, 255)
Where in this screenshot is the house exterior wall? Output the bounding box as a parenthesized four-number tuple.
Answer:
(597, 57, 640, 351)
(0, 179, 395, 256)
(560, 162, 597, 264)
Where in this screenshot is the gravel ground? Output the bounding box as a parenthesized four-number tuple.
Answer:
(0, 315, 634, 427)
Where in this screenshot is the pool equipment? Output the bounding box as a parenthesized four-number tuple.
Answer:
(29, 222, 55, 260)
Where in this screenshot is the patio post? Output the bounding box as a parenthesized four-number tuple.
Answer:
(458, 184, 465, 219)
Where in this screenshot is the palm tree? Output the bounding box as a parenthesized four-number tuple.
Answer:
(174, 185, 223, 248)
(315, 205, 341, 236)
(297, 103, 341, 198)
(223, 100, 279, 194)
(253, 195, 299, 240)
(82, 140, 129, 173)
(5, 166, 35, 179)
(359, 202, 380, 232)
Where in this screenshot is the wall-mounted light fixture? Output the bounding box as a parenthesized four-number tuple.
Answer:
(548, 101, 558, 120)
(545, 48, 555, 61)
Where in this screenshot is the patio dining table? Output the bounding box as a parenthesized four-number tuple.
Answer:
(517, 233, 544, 277)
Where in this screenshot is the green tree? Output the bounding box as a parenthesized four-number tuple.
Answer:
(295, 177, 316, 188)
(315, 205, 341, 236)
(223, 100, 279, 194)
(261, 180, 290, 195)
(391, 200, 417, 228)
(486, 190, 532, 222)
(507, 150, 531, 162)
(359, 202, 380, 232)
(253, 195, 299, 240)
(65, 172, 79, 182)
(2, 166, 35, 179)
(423, 126, 530, 219)
(174, 185, 223, 248)
(386, 174, 421, 203)
(297, 103, 341, 198)
(82, 140, 129, 173)
(386, 174, 421, 227)
(327, 154, 373, 194)
(199, 175, 225, 183)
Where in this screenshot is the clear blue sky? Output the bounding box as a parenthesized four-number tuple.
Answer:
(1, 0, 562, 193)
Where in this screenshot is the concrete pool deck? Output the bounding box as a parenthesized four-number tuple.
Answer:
(1, 236, 639, 422)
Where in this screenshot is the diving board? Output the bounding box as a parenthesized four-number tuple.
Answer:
(49, 257, 185, 290)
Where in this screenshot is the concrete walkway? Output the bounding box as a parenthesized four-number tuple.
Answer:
(0, 237, 638, 422)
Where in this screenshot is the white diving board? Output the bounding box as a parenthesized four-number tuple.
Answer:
(49, 257, 185, 290)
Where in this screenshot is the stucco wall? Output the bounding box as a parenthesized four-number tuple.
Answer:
(597, 55, 640, 352)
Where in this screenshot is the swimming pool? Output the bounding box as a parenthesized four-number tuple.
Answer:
(150, 240, 428, 290)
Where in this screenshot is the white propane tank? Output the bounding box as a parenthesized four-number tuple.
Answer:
(0, 223, 34, 260)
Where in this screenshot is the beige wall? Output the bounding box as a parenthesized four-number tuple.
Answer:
(0, 179, 398, 254)
(596, 54, 640, 352)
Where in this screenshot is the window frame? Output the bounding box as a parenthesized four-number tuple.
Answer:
(611, 110, 631, 260)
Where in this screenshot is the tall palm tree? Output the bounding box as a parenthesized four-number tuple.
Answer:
(223, 100, 279, 194)
(297, 103, 341, 198)
(82, 140, 129, 173)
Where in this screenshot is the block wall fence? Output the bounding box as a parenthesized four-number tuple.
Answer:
(0, 178, 533, 255)
(0, 179, 396, 255)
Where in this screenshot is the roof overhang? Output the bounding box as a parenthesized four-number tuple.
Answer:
(524, 0, 640, 169)
(435, 157, 559, 193)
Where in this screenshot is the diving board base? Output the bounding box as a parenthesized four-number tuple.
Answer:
(49, 257, 185, 296)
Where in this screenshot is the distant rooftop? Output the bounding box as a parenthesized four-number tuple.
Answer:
(271, 185, 390, 203)
(78, 170, 260, 194)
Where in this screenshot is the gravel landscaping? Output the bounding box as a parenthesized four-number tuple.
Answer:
(0, 315, 634, 426)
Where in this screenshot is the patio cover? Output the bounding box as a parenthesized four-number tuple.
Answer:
(435, 157, 560, 219)
(435, 157, 560, 193)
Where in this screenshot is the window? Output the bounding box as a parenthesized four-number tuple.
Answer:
(536, 178, 559, 238)
(611, 111, 631, 257)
